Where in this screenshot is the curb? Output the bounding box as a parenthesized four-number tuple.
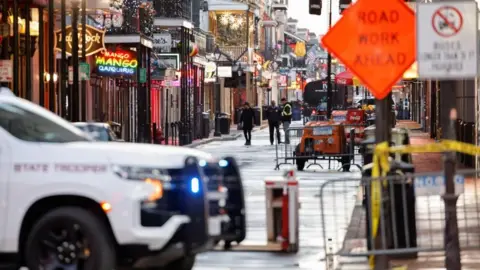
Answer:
(187, 124, 268, 148)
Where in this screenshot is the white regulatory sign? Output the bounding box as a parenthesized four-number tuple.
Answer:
(417, 2, 478, 79)
(414, 175, 464, 196)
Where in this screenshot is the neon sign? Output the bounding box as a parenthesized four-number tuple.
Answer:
(95, 49, 138, 76)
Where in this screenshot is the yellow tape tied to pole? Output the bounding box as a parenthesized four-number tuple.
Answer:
(368, 139, 480, 269)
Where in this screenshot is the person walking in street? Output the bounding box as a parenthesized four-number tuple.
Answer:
(266, 100, 281, 145)
(240, 102, 255, 145)
(281, 98, 292, 144)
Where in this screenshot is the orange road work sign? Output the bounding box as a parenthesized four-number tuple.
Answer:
(321, 0, 415, 100)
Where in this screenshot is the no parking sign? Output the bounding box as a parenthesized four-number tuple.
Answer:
(417, 1, 478, 79)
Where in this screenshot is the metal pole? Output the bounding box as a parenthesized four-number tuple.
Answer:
(326, 0, 333, 118)
(71, 1, 80, 122)
(25, 0, 32, 100)
(12, 0, 19, 96)
(38, 7, 45, 106)
(81, 0, 87, 121)
(146, 47, 151, 142)
(47, 0, 54, 111)
(213, 59, 221, 137)
(442, 88, 461, 269)
(180, 27, 187, 145)
(61, 0, 67, 118)
(373, 97, 391, 270)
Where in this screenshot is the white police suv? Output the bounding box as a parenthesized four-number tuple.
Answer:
(0, 88, 245, 270)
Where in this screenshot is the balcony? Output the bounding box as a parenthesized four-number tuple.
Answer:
(153, 0, 192, 21)
(105, 4, 155, 36)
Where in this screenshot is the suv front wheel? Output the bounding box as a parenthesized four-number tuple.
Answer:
(24, 207, 116, 270)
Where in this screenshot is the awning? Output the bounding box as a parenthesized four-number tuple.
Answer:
(335, 70, 357, 85)
(284, 31, 306, 43)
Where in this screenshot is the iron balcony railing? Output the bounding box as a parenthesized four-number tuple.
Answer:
(218, 46, 248, 62)
(153, 0, 192, 21)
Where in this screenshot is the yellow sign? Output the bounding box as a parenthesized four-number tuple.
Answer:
(55, 25, 106, 57)
(8, 16, 39, 36)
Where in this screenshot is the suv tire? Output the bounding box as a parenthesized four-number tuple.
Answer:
(24, 207, 116, 270)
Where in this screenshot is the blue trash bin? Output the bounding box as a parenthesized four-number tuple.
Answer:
(292, 107, 302, 121)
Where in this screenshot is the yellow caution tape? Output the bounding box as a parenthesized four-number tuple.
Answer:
(369, 139, 480, 269)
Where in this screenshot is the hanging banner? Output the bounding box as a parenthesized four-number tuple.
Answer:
(205, 62, 216, 82)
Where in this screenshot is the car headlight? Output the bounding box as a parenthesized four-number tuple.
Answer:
(112, 165, 170, 201)
(112, 165, 168, 180)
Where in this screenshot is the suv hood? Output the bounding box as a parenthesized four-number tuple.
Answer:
(64, 142, 215, 168)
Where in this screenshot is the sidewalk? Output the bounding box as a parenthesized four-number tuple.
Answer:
(339, 128, 480, 269)
(187, 122, 268, 148)
(396, 120, 422, 130)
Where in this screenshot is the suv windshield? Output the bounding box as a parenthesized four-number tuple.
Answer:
(75, 125, 117, 141)
(0, 102, 90, 143)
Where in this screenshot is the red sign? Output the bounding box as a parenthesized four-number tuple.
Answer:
(321, 0, 415, 99)
(151, 80, 162, 90)
(432, 6, 463, 37)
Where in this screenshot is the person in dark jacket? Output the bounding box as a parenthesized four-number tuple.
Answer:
(266, 100, 281, 145)
(281, 98, 292, 144)
(302, 102, 312, 124)
(240, 102, 255, 145)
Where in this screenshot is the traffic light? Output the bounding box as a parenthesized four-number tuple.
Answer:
(309, 0, 322, 15)
(339, 0, 351, 14)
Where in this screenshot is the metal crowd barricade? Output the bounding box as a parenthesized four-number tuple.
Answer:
(274, 125, 363, 171)
(319, 169, 480, 269)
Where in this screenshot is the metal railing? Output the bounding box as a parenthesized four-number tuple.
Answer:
(274, 126, 364, 172)
(319, 169, 480, 269)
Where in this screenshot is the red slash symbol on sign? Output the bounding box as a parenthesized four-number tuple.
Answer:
(431, 6, 463, 37)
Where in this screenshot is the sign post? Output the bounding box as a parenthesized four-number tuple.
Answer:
(321, 0, 415, 268)
(417, 2, 474, 268)
(417, 2, 478, 79)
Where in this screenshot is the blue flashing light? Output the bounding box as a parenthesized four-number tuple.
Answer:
(191, 177, 200, 193)
(219, 159, 229, 167)
(199, 160, 207, 167)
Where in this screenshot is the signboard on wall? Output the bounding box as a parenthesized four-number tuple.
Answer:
(0, 60, 12, 82)
(153, 33, 172, 51)
(55, 25, 106, 56)
(95, 49, 138, 77)
(217, 66, 232, 78)
(155, 53, 180, 69)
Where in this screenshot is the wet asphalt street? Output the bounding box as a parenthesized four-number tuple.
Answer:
(193, 122, 362, 269)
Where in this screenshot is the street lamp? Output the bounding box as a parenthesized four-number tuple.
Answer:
(213, 46, 222, 137)
(237, 64, 243, 76)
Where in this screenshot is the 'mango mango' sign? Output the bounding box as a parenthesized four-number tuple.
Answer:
(95, 50, 138, 77)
